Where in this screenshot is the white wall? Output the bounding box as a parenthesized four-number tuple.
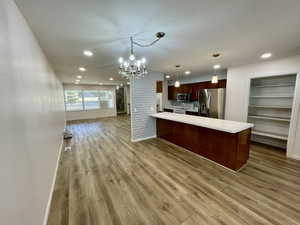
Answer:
(0, 1, 66, 225)
(63, 84, 117, 121)
(131, 72, 163, 141)
(225, 55, 300, 159)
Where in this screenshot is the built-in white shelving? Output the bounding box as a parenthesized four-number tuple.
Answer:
(252, 83, 295, 88)
(252, 130, 288, 141)
(250, 96, 293, 98)
(249, 105, 292, 109)
(248, 115, 290, 122)
(247, 74, 297, 149)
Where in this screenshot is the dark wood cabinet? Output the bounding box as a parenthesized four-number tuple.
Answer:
(168, 79, 227, 100)
(156, 81, 163, 93)
(163, 108, 174, 113)
(185, 111, 199, 116)
(156, 118, 251, 171)
(168, 86, 177, 100)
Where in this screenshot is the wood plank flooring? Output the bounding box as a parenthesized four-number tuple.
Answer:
(47, 116, 300, 225)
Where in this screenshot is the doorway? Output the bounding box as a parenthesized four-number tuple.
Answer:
(116, 87, 126, 114)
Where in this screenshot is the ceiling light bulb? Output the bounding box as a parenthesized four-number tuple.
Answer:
(185, 71, 191, 75)
(212, 75, 218, 84)
(119, 57, 123, 63)
(77, 75, 82, 79)
(141, 58, 146, 63)
(109, 77, 114, 81)
(129, 54, 135, 61)
(136, 60, 141, 67)
(124, 61, 129, 67)
(83, 50, 93, 57)
(175, 80, 180, 88)
(213, 65, 221, 69)
(166, 75, 171, 79)
(79, 67, 86, 72)
(261, 53, 272, 59)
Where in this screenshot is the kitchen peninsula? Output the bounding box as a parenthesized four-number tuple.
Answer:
(152, 112, 254, 171)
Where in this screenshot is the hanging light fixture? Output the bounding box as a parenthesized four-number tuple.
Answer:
(212, 65, 221, 84)
(118, 32, 165, 80)
(174, 65, 181, 88)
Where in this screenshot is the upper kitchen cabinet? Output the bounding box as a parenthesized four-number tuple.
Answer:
(168, 79, 227, 100)
(156, 81, 163, 93)
(168, 85, 177, 100)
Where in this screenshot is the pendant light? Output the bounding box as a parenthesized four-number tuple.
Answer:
(212, 64, 221, 84)
(174, 80, 180, 87)
(174, 65, 181, 88)
(211, 75, 218, 84)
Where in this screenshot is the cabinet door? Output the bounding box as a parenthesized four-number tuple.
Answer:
(191, 84, 199, 101)
(168, 86, 175, 100)
(156, 81, 163, 93)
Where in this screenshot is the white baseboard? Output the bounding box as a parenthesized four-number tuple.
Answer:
(42, 137, 64, 225)
(131, 135, 157, 143)
(287, 154, 300, 161)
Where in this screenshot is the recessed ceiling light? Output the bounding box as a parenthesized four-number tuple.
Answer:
(109, 77, 114, 81)
(83, 50, 93, 57)
(79, 67, 86, 72)
(127, 82, 130, 85)
(261, 53, 272, 59)
(166, 75, 171, 79)
(75, 79, 80, 82)
(77, 75, 82, 79)
(185, 71, 191, 75)
(213, 64, 221, 69)
(98, 82, 103, 85)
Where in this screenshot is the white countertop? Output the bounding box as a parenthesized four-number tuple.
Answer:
(152, 112, 254, 133)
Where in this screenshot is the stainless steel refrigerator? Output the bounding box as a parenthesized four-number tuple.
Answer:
(197, 88, 226, 119)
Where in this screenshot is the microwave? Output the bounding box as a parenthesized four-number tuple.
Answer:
(176, 93, 191, 101)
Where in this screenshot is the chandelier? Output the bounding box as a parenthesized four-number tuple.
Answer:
(118, 32, 165, 79)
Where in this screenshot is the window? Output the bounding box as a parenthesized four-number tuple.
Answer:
(99, 90, 114, 108)
(83, 90, 100, 110)
(64, 89, 114, 111)
(64, 90, 83, 111)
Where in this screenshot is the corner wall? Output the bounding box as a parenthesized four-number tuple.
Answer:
(0, 1, 65, 225)
(225, 55, 300, 160)
(130, 72, 163, 141)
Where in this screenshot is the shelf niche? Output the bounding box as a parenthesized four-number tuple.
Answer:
(247, 74, 297, 149)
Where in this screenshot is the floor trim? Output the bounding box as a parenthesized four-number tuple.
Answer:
(131, 135, 157, 143)
(287, 153, 300, 161)
(42, 137, 64, 225)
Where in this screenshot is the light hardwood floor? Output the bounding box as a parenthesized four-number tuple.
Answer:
(47, 116, 300, 225)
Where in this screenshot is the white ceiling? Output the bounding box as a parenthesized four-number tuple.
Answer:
(15, 0, 300, 85)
